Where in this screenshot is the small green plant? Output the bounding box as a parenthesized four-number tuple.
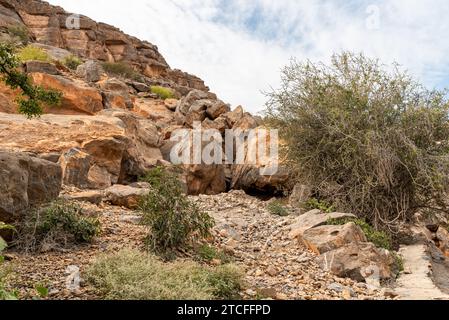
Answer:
(17, 45, 50, 62)
(62, 55, 82, 70)
(139, 167, 214, 254)
(0, 223, 18, 300)
(34, 283, 49, 299)
(7, 25, 30, 44)
(0, 43, 62, 118)
(151, 86, 174, 100)
(86, 249, 243, 300)
(306, 198, 335, 213)
(102, 61, 142, 81)
(267, 200, 289, 216)
(196, 244, 232, 264)
(327, 217, 392, 250)
(392, 252, 404, 275)
(17, 200, 101, 252)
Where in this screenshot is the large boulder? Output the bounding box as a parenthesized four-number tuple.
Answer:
(0, 150, 62, 222)
(288, 210, 356, 239)
(318, 242, 396, 282)
(133, 98, 175, 124)
(301, 222, 367, 255)
(105, 184, 149, 209)
(76, 60, 103, 83)
(30, 72, 104, 115)
(0, 112, 162, 189)
(176, 89, 217, 115)
(25, 61, 59, 75)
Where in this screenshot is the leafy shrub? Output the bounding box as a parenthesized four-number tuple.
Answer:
(267, 200, 289, 216)
(305, 198, 335, 214)
(86, 249, 243, 300)
(7, 25, 30, 44)
(0, 43, 62, 118)
(17, 200, 101, 252)
(17, 45, 50, 62)
(139, 167, 214, 253)
(62, 55, 82, 70)
(151, 86, 174, 100)
(266, 52, 449, 233)
(102, 61, 142, 81)
(327, 217, 392, 250)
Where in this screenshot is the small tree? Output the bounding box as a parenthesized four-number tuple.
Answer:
(0, 43, 61, 118)
(139, 167, 214, 254)
(266, 52, 449, 233)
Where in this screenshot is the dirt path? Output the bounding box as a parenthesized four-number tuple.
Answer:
(395, 244, 449, 300)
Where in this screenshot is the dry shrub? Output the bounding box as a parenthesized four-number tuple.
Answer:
(266, 52, 449, 234)
(86, 249, 243, 300)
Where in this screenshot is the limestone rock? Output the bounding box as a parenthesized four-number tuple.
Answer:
(301, 222, 367, 255)
(30, 72, 104, 115)
(105, 184, 149, 209)
(436, 227, 449, 257)
(289, 210, 356, 239)
(76, 60, 103, 83)
(289, 184, 312, 208)
(206, 100, 231, 120)
(0, 150, 62, 222)
(62, 190, 103, 205)
(25, 60, 59, 75)
(177, 89, 217, 115)
(318, 242, 396, 282)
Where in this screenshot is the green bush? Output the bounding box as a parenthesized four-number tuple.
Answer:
(7, 25, 30, 44)
(62, 55, 82, 70)
(86, 249, 243, 300)
(267, 200, 289, 216)
(139, 167, 214, 253)
(102, 61, 142, 81)
(17, 45, 50, 62)
(0, 43, 62, 118)
(266, 52, 449, 233)
(327, 217, 392, 250)
(151, 86, 174, 100)
(305, 198, 335, 214)
(17, 200, 101, 252)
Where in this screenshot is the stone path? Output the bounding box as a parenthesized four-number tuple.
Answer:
(395, 244, 449, 300)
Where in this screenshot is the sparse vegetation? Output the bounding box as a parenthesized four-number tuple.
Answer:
(139, 167, 214, 254)
(0, 223, 17, 300)
(267, 200, 289, 216)
(196, 244, 232, 264)
(16, 200, 101, 252)
(7, 25, 30, 45)
(17, 45, 50, 62)
(327, 217, 392, 250)
(102, 61, 142, 81)
(266, 52, 449, 234)
(86, 249, 243, 300)
(151, 85, 174, 100)
(305, 198, 335, 214)
(0, 43, 62, 117)
(62, 55, 82, 70)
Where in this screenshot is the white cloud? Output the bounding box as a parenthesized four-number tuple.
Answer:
(47, 0, 449, 113)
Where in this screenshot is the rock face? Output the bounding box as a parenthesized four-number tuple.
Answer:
(0, 0, 209, 94)
(30, 72, 104, 115)
(0, 112, 162, 189)
(0, 150, 62, 222)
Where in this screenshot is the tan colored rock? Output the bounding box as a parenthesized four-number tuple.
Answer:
(76, 60, 103, 83)
(436, 227, 449, 257)
(0, 82, 19, 114)
(206, 100, 231, 120)
(289, 210, 356, 239)
(0, 150, 62, 222)
(58, 148, 92, 188)
(233, 112, 259, 130)
(62, 190, 103, 205)
(133, 98, 175, 124)
(223, 106, 243, 127)
(318, 242, 396, 282)
(301, 223, 367, 255)
(164, 98, 178, 111)
(105, 184, 149, 209)
(289, 184, 312, 208)
(177, 89, 217, 115)
(183, 164, 227, 195)
(25, 61, 59, 75)
(30, 72, 104, 115)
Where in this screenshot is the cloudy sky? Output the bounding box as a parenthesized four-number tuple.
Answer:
(47, 0, 449, 114)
